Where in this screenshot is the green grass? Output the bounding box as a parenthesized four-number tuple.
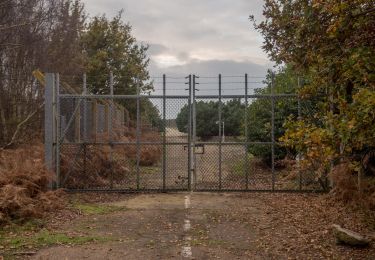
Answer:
(0, 203, 124, 258)
(0, 221, 114, 256)
(72, 203, 126, 215)
(1, 219, 46, 233)
(3, 230, 110, 250)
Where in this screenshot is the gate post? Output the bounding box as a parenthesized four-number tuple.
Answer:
(271, 71, 276, 191)
(83, 73, 87, 141)
(45, 73, 55, 188)
(55, 73, 61, 188)
(109, 72, 114, 189)
(187, 75, 192, 191)
(245, 74, 249, 190)
(136, 78, 141, 190)
(83, 73, 88, 184)
(218, 74, 222, 190)
(162, 74, 167, 191)
(192, 75, 197, 190)
(297, 76, 302, 190)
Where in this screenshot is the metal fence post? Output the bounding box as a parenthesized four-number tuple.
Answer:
(187, 75, 192, 191)
(136, 79, 141, 189)
(83, 73, 87, 140)
(55, 73, 61, 188)
(271, 71, 275, 191)
(109, 72, 114, 189)
(218, 74, 222, 190)
(192, 75, 197, 190)
(45, 73, 55, 189)
(297, 76, 302, 190)
(245, 74, 249, 190)
(83, 73, 87, 180)
(162, 74, 167, 191)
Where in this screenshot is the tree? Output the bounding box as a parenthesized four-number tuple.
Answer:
(222, 99, 244, 137)
(246, 67, 299, 165)
(176, 101, 219, 138)
(81, 11, 151, 96)
(81, 12, 158, 124)
(141, 99, 163, 131)
(0, 1, 160, 147)
(195, 101, 219, 138)
(176, 105, 189, 133)
(176, 100, 245, 139)
(251, 0, 375, 184)
(0, 0, 86, 147)
(46, 0, 86, 76)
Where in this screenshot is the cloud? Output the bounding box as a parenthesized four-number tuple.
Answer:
(149, 59, 269, 77)
(81, 0, 270, 75)
(147, 43, 169, 56)
(145, 58, 270, 119)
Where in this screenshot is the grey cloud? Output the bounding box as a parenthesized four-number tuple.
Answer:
(149, 59, 269, 77)
(82, 0, 269, 74)
(147, 43, 169, 56)
(147, 59, 271, 101)
(176, 52, 190, 61)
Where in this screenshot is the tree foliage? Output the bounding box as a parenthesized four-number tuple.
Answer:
(176, 100, 245, 139)
(252, 0, 375, 176)
(0, 2, 158, 146)
(0, 0, 86, 147)
(246, 67, 299, 164)
(81, 12, 157, 123)
(81, 12, 151, 95)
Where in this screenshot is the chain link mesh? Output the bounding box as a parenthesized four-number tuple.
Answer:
(55, 74, 323, 192)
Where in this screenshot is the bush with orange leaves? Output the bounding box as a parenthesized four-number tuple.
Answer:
(60, 127, 162, 189)
(0, 144, 65, 224)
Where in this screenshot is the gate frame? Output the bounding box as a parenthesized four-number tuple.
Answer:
(45, 72, 324, 193)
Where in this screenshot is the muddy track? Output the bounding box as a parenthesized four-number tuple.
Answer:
(30, 193, 374, 260)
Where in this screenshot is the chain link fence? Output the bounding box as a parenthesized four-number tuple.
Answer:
(44, 73, 324, 192)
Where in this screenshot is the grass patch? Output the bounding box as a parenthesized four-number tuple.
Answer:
(72, 203, 126, 215)
(0, 219, 46, 233)
(0, 223, 114, 258)
(3, 230, 110, 250)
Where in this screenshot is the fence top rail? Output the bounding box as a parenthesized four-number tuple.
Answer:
(58, 93, 298, 99)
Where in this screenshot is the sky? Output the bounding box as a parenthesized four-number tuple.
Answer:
(81, 0, 272, 79)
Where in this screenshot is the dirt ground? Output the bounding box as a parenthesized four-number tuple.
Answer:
(4, 192, 370, 260)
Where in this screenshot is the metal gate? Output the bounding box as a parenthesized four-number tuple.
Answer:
(44, 73, 323, 192)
